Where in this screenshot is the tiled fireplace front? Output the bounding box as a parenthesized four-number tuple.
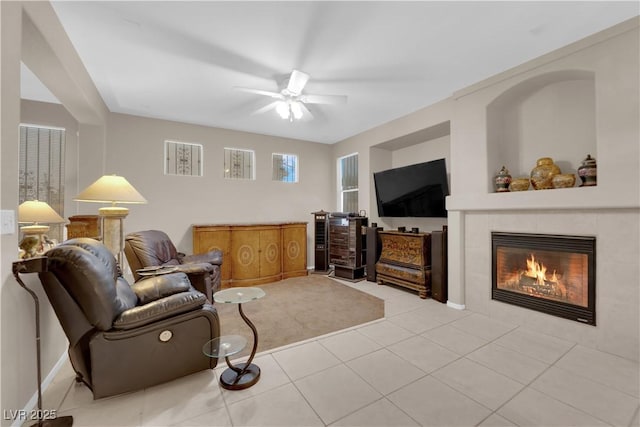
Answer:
(491, 232, 596, 325)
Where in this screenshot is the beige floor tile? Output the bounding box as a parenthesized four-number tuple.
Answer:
(319, 329, 382, 361)
(170, 405, 232, 426)
(467, 342, 549, 384)
(449, 313, 517, 341)
(295, 364, 381, 424)
(58, 381, 96, 412)
(432, 358, 524, 410)
(388, 375, 492, 426)
(555, 344, 640, 397)
(497, 387, 610, 426)
(356, 319, 415, 346)
(141, 370, 224, 426)
(330, 398, 419, 426)
(388, 335, 460, 373)
(531, 366, 639, 426)
(347, 348, 427, 395)
(217, 353, 292, 405)
(493, 327, 575, 364)
(388, 307, 446, 334)
(227, 382, 323, 426)
(477, 413, 518, 426)
(57, 389, 146, 427)
(272, 340, 341, 380)
(422, 323, 489, 355)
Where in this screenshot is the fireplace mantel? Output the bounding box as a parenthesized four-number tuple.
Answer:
(447, 186, 639, 212)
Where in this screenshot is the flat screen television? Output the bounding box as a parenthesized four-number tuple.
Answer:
(374, 158, 449, 218)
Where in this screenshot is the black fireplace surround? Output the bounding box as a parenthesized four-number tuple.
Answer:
(492, 232, 596, 325)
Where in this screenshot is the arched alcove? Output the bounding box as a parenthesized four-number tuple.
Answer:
(486, 70, 596, 192)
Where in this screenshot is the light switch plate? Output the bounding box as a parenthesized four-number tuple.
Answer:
(1, 210, 16, 235)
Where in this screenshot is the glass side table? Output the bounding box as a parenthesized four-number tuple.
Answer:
(210, 287, 265, 390)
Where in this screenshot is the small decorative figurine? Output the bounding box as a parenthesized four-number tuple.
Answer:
(495, 166, 512, 192)
(577, 154, 597, 186)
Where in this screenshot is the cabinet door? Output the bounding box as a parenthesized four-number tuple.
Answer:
(230, 229, 261, 281)
(193, 226, 231, 283)
(282, 223, 307, 278)
(259, 228, 281, 279)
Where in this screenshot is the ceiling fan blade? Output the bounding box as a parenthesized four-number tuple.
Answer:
(252, 101, 280, 115)
(300, 103, 314, 120)
(300, 93, 348, 105)
(287, 69, 310, 96)
(234, 87, 284, 100)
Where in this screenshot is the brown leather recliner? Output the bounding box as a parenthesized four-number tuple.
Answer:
(40, 238, 219, 399)
(124, 230, 222, 301)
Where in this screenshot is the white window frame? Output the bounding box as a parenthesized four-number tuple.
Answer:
(272, 153, 298, 183)
(164, 140, 203, 176)
(19, 123, 66, 241)
(337, 152, 358, 213)
(224, 147, 255, 180)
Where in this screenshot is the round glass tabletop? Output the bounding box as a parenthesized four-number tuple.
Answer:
(214, 287, 266, 304)
(202, 335, 247, 358)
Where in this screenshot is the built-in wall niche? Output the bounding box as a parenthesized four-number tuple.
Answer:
(486, 70, 596, 193)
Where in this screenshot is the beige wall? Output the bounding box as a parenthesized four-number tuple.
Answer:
(103, 112, 333, 262)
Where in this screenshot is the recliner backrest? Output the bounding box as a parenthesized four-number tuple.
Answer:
(125, 230, 181, 267)
(45, 238, 137, 330)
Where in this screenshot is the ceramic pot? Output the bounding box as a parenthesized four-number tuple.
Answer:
(578, 154, 597, 187)
(494, 166, 512, 192)
(530, 157, 561, 190)
(552, 173, 576, 189)
(509, 178, 530, 192)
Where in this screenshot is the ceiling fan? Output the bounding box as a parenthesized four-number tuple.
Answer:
(235, 69, 347, 121)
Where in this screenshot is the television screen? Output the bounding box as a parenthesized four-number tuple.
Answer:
(374, 159, 449, 217)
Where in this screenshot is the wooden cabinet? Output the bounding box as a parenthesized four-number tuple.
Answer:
(376, 231, 431, 298)
(329, 215, 367, 281)
(193, 222, 307, 287)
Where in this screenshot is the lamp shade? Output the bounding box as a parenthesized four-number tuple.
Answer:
(18, 200, 65, 224)
(74, 175, 147, 205)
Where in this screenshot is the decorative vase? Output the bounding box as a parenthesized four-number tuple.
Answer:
(494, 166, 512, 192)
(530, 157, 561, 190)
(552, 173, 576, 189)
(577, 154, 597, 187)
(509, 178, 530, 192)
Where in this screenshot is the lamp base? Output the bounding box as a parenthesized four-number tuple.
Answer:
(28, 415, 73, 427)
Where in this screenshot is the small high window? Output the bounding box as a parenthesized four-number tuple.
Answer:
(165, 140, 203, 176)
(224, 148, 255, 180)
(272, 153, 298, 182)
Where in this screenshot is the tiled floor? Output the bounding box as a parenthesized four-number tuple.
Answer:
(44, 278, 640, 427)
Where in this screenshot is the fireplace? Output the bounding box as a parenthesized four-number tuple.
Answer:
(492, 232, 596, 325)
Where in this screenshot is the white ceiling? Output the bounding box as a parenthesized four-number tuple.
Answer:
(22, 1, 639, 144)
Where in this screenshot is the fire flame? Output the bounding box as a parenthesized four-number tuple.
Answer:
(524, 254, 558, 286)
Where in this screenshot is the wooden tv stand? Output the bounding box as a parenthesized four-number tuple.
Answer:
(376, 231, 431, 298)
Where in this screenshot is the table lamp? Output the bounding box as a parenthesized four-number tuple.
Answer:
(18, 200, 65, 259)
(74, 174, 147, 263)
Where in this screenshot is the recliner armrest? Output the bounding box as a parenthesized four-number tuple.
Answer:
(113, 291, 206, 330)
(182, 250, 223, 266)
(172, 262, 213, 275)
(131, 272, 191, 304)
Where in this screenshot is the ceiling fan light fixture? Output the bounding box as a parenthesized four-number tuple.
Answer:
(291, 102, 303, 120)
(276, 101, 290, 119)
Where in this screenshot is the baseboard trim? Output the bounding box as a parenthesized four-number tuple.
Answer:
(12, 350, 68, 427)
(447, 301, 466, 310)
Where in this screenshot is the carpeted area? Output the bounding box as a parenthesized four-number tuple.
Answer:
(215, 275, 385, 355)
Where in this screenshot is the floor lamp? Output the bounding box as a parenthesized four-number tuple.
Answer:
(13, 257, 74, 427)
(74, 175, 147, 264)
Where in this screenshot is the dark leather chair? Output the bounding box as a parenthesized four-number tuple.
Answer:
(124, 230, 222, 301)
(40, 238, 219, 399)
